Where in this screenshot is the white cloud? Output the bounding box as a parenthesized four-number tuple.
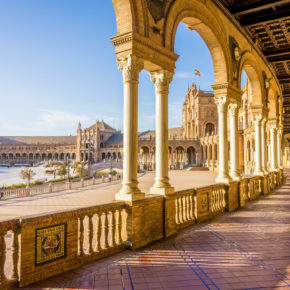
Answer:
(33, 109, 89, 128)
(174, 72, 195, 79)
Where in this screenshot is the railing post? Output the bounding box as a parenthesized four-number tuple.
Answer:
(78, 216, 84, 256)
(81, 178, 84, 187)
(0, 230, 7, 286)
(87, 215, 93, 255)
(10, 224, 20, 281)
(48, 182, 53, 193)
(26, 185, 30, 197)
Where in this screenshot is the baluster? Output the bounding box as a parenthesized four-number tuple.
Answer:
(10, 227, 20, 281)
(87, 215, 93, 255)
(103, 212, 109, 249)
(186, 195, 190, 221)
(78, 216, 85, 256)
(178, 197, 183, 224)
(117, 210, 122, 245)
(0, 231, 7, 286)
(95, 213, 101, 251)
(175, 199, 180, 224)
(111, 210, 116, 247)
(183, 196, 187, 222)
(189, 194, 194, 220)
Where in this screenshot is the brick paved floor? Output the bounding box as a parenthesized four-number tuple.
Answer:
(0, 170, 217, 222)
(25, 169, 290, 290)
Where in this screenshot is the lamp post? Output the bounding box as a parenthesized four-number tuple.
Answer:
(87, 139, 91, 176)
(67, 156, 70, 181)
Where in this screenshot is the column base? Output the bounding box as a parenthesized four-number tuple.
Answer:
(254, 170, 264, 176)
(230, 175, 241, 181)
(115, 192, 145, 202)
(216, 176, 232, 184)
(149, 186, 175, 196)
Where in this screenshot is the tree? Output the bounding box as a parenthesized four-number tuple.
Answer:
(20, 168, 36, 186)
(76, 162, 86, 177)
(57, 163, 68, 179)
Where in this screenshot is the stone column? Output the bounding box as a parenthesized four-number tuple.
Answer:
(228, 103, 241, 180)
(277, 128, 282, 169)
(254, 114, 263, 176)
(270, 124, 278, 171)
(115, 55, 145, 201)
(261, 118, 268, 173)
(215, 96, 231, 183)
(150, 70, 174, 195)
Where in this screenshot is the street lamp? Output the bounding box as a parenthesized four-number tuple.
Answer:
(66, 156, 70, 181)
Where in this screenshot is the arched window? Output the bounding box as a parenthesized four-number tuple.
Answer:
(205, 123, 215, 136)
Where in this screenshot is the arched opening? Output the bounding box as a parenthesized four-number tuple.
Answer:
(100, 142, 104, 148)
(117, 152, 122, 160)
(102, 152, 106, 160)
(187, 146, 196, 165)
(205, 123, 215, 136)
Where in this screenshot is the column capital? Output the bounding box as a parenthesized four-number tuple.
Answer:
(117, 54, 144, 83)
(214, 96, 228, 112)
(228, 103, 240, 116)
(150, 69, 174, 93)
(254, 114, 262, 126)
(269, 123, 277, 131)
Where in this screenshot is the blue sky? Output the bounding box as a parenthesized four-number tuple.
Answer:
(0, 0, 224, 136)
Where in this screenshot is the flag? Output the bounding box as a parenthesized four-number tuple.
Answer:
(194, 69, 200, 76)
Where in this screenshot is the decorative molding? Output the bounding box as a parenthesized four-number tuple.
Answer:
(150, 70, 173, 92)
(111, 32, 178, 64)
(146, 0, 167, 24)
(228, 103, 239, 116)
(229, 36, 242, 81)
(214, 96, 228, 112)
(117, 55, 144, 83)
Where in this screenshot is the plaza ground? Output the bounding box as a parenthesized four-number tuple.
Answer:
(0, 170, 217, 222)
(25, 169, 290, 289)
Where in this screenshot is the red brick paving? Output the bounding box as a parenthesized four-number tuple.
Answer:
(26, 170, 290, 289)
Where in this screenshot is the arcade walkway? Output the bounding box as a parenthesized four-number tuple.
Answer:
(27, 169, 290, 290)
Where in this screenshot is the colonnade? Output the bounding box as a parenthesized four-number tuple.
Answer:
(114, 54, 283, 202)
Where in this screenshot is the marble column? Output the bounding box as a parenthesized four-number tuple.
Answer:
(254, 114, 264, 176)
(270, 124, 278, 171)
(277, 128, 282, 169)
(228, 103, 241, 180)
(150, 70, 174, 195)
(215, 96, 231, 183)
(261, 118, 268, 173)
(115, 55, 145, 201)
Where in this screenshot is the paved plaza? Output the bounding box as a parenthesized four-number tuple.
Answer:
(0, 170, 217, 222)
(22, 169, 290, 290)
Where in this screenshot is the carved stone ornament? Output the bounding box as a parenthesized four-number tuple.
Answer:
(150, 70, 173, 92)
(214, 96, 228, 112)
(254, 114, 262, 126)
(117, 55, 144, 83)
(229, 36, 241, 81)
(228, 103, 239, 117)
(146, 0, 167, 24)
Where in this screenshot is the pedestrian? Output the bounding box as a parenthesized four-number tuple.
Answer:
(108, 173, 112, 182)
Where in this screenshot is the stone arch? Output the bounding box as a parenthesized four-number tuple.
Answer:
(165, 0, 230, 83)
(268, 87, 278, 120)
(238, 52, 264, 105)
(112, 0, 136, 35)
(187, 146, 196, 164)
(205, 122, 215, 136)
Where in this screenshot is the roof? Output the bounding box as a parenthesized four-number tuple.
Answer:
(106, 133, 123, 143)
(0, 136, 76, 145)
(88, 121, 116, 131)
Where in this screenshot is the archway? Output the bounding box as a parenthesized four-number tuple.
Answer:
(205, 123, 215, 136)
(187, 146, 196, 165)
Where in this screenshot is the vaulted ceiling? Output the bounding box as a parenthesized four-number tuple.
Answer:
(214, 0, 290, 133)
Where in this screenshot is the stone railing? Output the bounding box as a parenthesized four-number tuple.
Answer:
(0, 169, 284, 288)
(0, 176, 121, 201)
(0, 201, 128, 288)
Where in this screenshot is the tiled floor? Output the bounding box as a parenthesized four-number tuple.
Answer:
(27, 170, 290, 290)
